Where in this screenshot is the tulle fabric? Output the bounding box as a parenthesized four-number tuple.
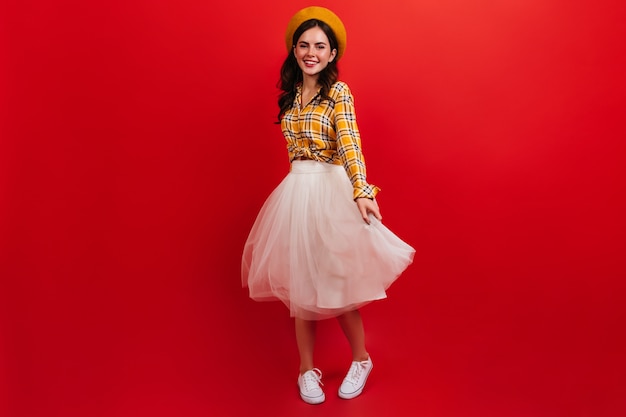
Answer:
(242, 160, 415, 320)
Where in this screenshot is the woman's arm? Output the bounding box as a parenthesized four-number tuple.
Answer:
(334, 82, 380, 201)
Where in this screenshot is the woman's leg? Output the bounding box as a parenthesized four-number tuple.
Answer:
(295, 318, 317, 374)
(336, 309, 373, 399)
(336, 310, 369, 361)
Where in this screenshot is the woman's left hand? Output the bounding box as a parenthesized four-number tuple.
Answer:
(355, 198, 382, 225)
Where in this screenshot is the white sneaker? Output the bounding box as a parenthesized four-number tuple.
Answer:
(297, 368, 325, 404)
(338, 357, 373, 399)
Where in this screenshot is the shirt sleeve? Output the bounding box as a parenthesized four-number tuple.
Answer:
(334, 83, 380, 200)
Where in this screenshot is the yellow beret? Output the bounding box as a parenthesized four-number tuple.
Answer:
(285, 6, 347, 59)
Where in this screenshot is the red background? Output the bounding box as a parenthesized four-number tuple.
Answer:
(2, 1, 625, 416)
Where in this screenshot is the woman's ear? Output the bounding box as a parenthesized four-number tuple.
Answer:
(329, 48, 337, 63)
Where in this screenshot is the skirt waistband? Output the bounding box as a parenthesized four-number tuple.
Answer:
(291, 160, 343, 174)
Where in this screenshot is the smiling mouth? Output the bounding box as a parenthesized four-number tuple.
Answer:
(304, 60, 318, 66)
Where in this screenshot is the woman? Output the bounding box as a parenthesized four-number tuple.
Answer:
(242, 6, 415, 404)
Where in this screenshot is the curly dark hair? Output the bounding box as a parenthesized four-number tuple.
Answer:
(276, 19, 339, 123)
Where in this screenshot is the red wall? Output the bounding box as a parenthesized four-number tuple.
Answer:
(2, 1, 625, 416)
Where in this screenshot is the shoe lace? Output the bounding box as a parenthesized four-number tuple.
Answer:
(345, 361, 367, 385)
(302, 368, 324, 391)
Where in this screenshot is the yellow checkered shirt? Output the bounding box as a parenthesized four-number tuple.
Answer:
(281, 81, 380, 200)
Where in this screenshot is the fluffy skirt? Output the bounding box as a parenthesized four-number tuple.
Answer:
(242, 160, 415, 320)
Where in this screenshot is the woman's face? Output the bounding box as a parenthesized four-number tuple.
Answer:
(293, 26, 337, 79)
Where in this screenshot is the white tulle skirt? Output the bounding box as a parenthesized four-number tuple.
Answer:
(241, 160, 415, 320)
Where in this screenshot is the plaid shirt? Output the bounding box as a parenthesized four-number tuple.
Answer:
(281, 81, 380, 200)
